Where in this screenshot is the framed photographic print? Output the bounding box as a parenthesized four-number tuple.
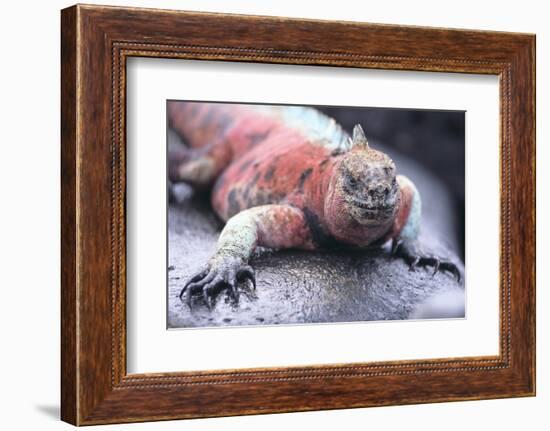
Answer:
(61, 4, 536, 425)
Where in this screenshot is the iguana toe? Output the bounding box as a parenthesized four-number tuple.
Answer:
(237, 265, 256, 290)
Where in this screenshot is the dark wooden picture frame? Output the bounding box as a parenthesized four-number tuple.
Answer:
(61, 4, 535, 425)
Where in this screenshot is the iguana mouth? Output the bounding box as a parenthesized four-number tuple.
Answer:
(348, 195, 396, 225)
(349, 196, 394, 213)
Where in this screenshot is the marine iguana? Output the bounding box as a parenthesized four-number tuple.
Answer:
(168, 102, 460, 309)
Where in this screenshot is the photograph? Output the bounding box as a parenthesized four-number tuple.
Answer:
(167, 101, 465, 328)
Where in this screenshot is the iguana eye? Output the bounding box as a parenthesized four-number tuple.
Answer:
(346, 176, 358, 188)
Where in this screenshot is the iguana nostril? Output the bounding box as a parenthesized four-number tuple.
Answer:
(373, 184, 386, 196)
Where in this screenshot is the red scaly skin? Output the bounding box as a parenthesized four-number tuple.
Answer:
(168, 101, 459, 308)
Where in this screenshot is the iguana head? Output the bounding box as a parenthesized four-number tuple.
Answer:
(326, 124, 400, 230)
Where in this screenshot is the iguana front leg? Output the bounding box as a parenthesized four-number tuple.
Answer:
(390, 175, 461, 281)
(180, 204, 314, 309)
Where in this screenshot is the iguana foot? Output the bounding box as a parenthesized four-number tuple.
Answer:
(392, 239, 461, 282)
(179, 256, 256, 309)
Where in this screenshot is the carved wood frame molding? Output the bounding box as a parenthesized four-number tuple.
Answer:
(61, 4, 535, 425)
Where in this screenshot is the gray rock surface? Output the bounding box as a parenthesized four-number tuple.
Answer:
(167, 132, 465, 329)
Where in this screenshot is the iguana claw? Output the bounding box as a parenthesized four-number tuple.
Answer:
(237, 265, 256, 290)
(180, 257, 256, 309)
(392, 239, 461, 282)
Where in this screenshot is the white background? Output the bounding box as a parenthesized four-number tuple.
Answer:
(127, 59, 499, 373)
(0, 0, 547, 430)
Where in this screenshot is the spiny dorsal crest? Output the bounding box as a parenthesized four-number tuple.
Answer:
(352, 124, 370, 150)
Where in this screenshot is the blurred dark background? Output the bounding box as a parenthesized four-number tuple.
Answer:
(316, 106, 465, 260)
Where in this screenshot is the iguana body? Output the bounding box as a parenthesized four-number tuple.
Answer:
(168, 102, 459, 308)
